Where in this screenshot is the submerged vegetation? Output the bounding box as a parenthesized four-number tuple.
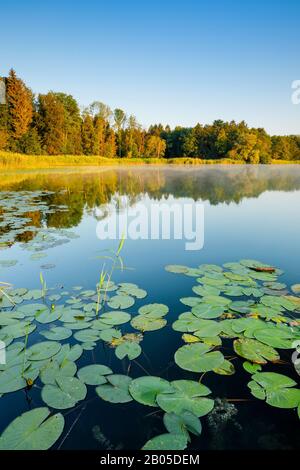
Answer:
(1, 69, 300, 165)
(0, 256, 299, 450)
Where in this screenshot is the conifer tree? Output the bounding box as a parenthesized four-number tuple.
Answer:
(6, 69, 33, 141)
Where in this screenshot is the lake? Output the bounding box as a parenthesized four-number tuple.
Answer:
(0, 165, 300, 450)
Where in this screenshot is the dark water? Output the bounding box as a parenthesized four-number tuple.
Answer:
(0, 165, 300, 450)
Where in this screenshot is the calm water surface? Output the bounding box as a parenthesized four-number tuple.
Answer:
(0, 165, 300, 449)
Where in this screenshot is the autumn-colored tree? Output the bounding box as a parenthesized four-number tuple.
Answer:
(6, 69, 33, 141)
(104, 128, 117, 158)
(81, 114, 95, 155)
(144, 135, 166, 158)
(54, 93, 82, 154)
(37, 93, 65, 154)
(114, 108, 126, 157)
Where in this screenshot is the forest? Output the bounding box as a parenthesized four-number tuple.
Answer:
(1, 69, 300, 163)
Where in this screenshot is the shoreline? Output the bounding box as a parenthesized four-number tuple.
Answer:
(0, 152, 300, 170)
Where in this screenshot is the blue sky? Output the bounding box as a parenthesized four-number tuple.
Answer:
(1, 0, 299, 135)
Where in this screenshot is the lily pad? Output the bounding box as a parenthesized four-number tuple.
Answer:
(248, 372, 300, 409)
(28, 341, 61, 361)
(115, 341, 142, 360)
(129, 376, 174, 407)
(142, 433, 188, 450)
(163, 411, 202, 439)
(131, 315, 166, 332)
(77, 364, 112, 385)
(138, 303, 169, 318)
(107, 295, 135, 310)
(157, 380, 214, 417)
(234, 338, 279, 364)
(101, 311, 131, 326)
(0, 407, 64, 450)
(41, 376, 87, 409)
(40, 327, 72, 341)
(174, 343, 225, 373)
(96, 374, 133, 403)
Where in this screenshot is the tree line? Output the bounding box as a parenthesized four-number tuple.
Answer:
(0, 69, 299, 162)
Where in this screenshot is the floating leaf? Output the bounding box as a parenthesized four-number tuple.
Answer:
(191, 304, 224, 319)
(40, 327, 72, 341)
(174, 343, 224, 373)
(74, 329, 100, 343)
(77, 364, 112, 385)
(115, 341, 142, 360)
(165, 265, 189, 274)
(243, 361, 262, 374)
(138, 303, 169, 318)
(234, 338, 279, 364)
(0, 408, 64, 450)
(129, 376, 174, 407)
(28, 341, 61, 361)
(156, 380, 213, 417)
(131, 315, 166, 332)
(249, 372, 300, 409)
(0, 365, 27, 393)
(40, 360, 77, 385)
(142, 433, 188, 450)
(107, 295, 135, 310)
(42, 376, 87, 409)
(291, 284, 300, 295)
(101, 311, 131, 326)
(253, 325, 299, 349)
(163, 411, 202, 439)
(213, 359, 235, 375)
(96, 374, 132, 403)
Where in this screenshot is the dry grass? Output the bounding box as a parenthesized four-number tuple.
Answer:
(0, 151, 299, 169)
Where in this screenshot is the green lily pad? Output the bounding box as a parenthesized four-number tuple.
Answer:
(107, 295, 135, 309)
(99, 328, 122, 342)
(101, 311, 131, 326)
(163, 411, 202, 439)
(157, 380, 213, 417)
(40, 360, 77, 385)
(191, 304, 224, 319)
(0, 407, 64, 450)
(138, 303, 169, 318)
(77, 364, 112, 385)
(131, 315, 166, 332)
(0, 365, 27, 393)
(115, 341, 142, 360)
(142, 433, 188, 450)
(41, 376, 87, 409)
(28, 341, 61, 361)
(180, 297, 202, 307)
(174, 343, 224, 373)
(0, 321, 36, 341)
(165, 265, 189, 274)
(253, 325, 299, 349)
(40, 327, 72, 341)
(249, 372, 300, 409)
(96, 374, 133, 403)
(243, 361, 262, 374)
(291, 284, 300, 294)
(74, 329, 100, 343)
(129, 376, 174, 407)
(234, 338, 279, 364)
(213, 359, 235, 375)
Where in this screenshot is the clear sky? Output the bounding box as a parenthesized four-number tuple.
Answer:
(1, 0, 299, 135)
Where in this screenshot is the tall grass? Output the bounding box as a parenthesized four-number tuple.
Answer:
(1, 151, 299, 169)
